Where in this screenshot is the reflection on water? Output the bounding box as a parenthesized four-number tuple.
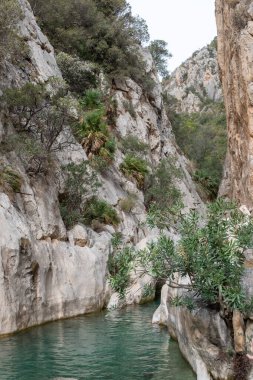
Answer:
(0, 302, 196, 380)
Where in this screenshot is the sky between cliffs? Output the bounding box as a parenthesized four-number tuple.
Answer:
(128, 0, 217, 71)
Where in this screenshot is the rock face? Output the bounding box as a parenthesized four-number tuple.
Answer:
(0, 0, 203, 335)
(216, 0, 253, 207)
(153, 284, 234, 380)
(164, 40, 222, 113)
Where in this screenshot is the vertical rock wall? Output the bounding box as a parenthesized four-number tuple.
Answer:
(216, 0, 253, 207)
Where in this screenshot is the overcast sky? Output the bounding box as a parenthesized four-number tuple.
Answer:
(127, 0, 217, 71)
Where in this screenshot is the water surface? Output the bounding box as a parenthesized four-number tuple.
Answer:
(0, 302, 196, 380)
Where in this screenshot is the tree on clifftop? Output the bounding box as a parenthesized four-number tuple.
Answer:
(149, 39, 172, 78)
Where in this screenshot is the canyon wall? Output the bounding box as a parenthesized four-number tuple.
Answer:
(216, 0, 253, 207)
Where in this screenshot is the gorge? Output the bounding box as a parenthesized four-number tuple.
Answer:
(1, 0, 253, 379)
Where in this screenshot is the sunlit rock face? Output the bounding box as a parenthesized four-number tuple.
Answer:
(164, 42, 222, 114)
(0, 0, 203, 334)
(216, 0, 253, 207)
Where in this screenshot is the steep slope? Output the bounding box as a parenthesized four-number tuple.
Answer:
(216, 0, 253, 207)
(0, 0, 203, 335)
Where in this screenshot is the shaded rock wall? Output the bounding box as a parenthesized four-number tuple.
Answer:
(216, 0, 253, 207)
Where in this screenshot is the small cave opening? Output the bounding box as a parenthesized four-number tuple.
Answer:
(154, 279, 166, 301)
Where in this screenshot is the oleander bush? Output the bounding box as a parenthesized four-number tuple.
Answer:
(108, 238, 135, 297)
(139, 198, 253, 313)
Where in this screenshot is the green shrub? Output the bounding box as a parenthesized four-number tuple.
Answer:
(77, 109, 107, 137)
(140, 198, 253, 313)
(59, 162, 101, 228)
(3, 80, 76, 174)
(111, 232, 123, 248)
(145, 158, 183, 228)
(83, 197, 120, 226)
(120, 135, 148, 157)
(120, 154, 149, 189)
(80, 89, 103, 110)
(108, 245, 135, 297)
(75, 89, 116, 165)
(57, 52, 98, 94)
(119, 193, 137, 213)
(0, 163, 22, 193)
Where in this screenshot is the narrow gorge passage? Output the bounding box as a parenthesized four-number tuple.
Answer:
(3, 0, 253, 378)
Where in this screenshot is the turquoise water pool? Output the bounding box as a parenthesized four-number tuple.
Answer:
(0, 302, 196, 380)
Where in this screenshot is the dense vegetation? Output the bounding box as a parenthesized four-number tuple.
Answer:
(28, 0, 172, 92)
(165, 95, 227, 199)
(28, 0, 152, 86)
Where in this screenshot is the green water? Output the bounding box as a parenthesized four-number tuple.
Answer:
(0, 302, 196, 380)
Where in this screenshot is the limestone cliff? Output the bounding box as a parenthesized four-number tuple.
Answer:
(0, 0, 203, 335)
(164, 40, 222, 113)
(216, 0, 253, 207)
